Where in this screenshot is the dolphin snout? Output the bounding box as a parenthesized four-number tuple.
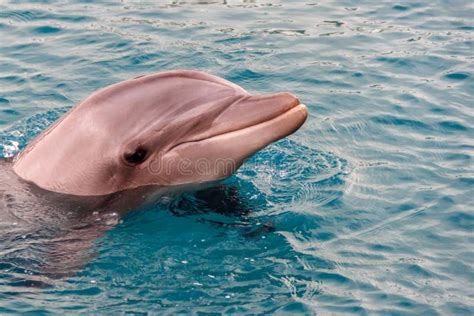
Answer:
(212, 91, 301, 132)
(269, 92, 301, 109)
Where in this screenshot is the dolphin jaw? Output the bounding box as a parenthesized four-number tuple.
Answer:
(165, 93, 304, 154)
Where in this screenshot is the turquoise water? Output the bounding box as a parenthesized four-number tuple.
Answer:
(0, 0, 473, 314)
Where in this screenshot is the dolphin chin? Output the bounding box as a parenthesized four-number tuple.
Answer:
(12, 70, 308, 196)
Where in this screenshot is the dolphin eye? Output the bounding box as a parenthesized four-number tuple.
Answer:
(124, 147, 148, 165)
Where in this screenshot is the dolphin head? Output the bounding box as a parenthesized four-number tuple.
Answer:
(13, 70, 307, 196)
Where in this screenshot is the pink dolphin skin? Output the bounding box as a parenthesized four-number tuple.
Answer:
(13, 70, 308, 196)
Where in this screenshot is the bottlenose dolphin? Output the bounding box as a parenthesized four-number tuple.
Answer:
(12, 70, 307, 196)
(1, 70, 307, 280)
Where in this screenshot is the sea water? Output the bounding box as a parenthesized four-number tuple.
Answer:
(0, 1, 473, 314)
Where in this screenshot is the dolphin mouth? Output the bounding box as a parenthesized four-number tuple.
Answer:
(167, 96, 308, 153)
(208, 102, 308, 143)
(209, 101, 307, 141)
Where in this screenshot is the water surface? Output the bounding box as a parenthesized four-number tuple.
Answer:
(0, 0, 473, 314)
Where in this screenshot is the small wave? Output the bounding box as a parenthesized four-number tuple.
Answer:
(0, 107, 69, 159)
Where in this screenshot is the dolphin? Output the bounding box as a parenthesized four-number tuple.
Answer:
(1, 70, 307, 280)
(12, 70, 308, 196)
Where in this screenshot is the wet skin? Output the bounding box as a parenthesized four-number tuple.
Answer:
(13, 70, 307, 196)
(1, 70, 307, 280)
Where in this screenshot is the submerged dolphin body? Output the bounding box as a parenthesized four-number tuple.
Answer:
(0, 160, 256, 282)
(13, 70, 307, 196)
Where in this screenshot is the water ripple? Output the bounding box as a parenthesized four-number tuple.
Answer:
(0, 0, 473, 314)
